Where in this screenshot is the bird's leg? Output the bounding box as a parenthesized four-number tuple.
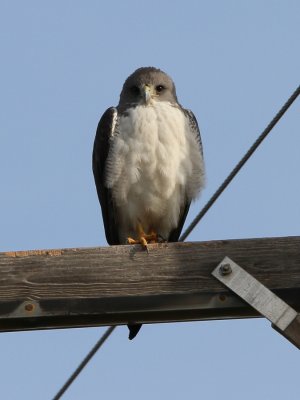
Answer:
(127, 223, 158, 249)
(144, 230, 158, 243)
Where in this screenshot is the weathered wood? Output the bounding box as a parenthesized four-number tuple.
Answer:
(0, 236, 300, 332)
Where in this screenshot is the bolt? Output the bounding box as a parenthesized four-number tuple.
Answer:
(220, 263, 232, 275)
(24, 303, 34, 312)
(219, 294, 226, 301)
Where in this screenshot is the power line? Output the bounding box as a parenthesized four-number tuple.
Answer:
(52, 326, 116, 400)
(180, 84, 300, 242)
(52, 84, 300, 398)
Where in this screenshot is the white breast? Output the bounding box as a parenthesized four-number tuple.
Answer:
(105, 102, 205, 243)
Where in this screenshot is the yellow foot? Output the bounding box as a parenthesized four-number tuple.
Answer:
(127, 236, 149, 251)
(127, 237, 139, 245)
(127, 225, 158, 251)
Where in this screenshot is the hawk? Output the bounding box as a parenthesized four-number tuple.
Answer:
(93, 67, 205, 339)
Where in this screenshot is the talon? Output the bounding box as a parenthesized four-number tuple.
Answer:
(144, 231, 158, 242)
(127, 237, 138, 245)
(127, 236, 149, 251)
(127, 224, 158, 251)
(140, 236, 148, 248)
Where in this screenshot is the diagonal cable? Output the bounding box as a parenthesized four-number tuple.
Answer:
(52, 326, 116, 400)
(180, 84, 300, 242)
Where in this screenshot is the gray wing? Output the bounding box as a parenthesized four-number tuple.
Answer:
(168, 109, 203, 242)
(92, 107, 120, 245)
(184, 109, 203, 155)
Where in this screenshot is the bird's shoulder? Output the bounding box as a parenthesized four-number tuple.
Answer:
(95, 107, 118, 141)
(93, 107, 118, 167)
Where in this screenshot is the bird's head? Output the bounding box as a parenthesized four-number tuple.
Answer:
(119, 67, 178, 107)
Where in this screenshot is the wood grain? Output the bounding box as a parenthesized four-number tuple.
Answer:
(0, 236, 300, 331)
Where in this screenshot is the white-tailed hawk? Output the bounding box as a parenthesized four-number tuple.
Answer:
(93, 67, 205, 339)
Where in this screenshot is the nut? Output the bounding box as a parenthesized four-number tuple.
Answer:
(220, 263, 232, 275)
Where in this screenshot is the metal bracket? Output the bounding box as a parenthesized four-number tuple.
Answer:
(212, 256, 300, 350)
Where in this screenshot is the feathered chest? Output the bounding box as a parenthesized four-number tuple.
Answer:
(105, 102, 201, 209)
(101, 101, 205, 241)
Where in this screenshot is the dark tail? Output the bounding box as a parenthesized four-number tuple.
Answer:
(128, 323, 142, 340)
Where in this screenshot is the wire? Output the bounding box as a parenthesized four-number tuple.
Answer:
(52, 84, 299, 399)
(180, 84, 300, 242)
(52, 326, 116, 400)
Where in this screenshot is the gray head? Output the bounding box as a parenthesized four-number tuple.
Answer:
(119, 67, 178, 108)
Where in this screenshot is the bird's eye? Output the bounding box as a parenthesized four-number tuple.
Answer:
(156, 85, 165, 93)
(130, 85, 140, 95)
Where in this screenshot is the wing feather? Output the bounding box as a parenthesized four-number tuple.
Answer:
(92, 107, 120, 245)
(184, 109, 203, 155)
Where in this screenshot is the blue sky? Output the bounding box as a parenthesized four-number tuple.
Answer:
(1, 1, 300, 399)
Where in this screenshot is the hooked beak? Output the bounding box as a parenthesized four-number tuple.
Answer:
(142, 84, 152, 104)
